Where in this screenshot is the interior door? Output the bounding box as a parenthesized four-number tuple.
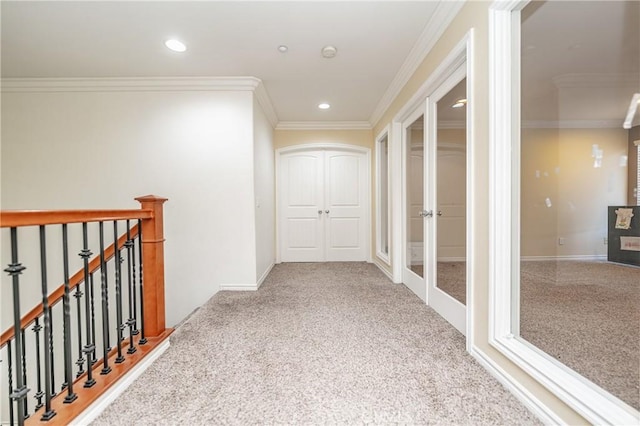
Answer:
(402, 107, 427, 301)
(279, 148, 368, 262)
(324, 150, 367, 261)
(425, 68, 467, 335)
(279, 151, 324, 262)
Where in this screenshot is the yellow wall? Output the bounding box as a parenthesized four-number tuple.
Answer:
(274, 129, 373, 150)
(521, 128, 628, 257)
(370, 1, 587, 423)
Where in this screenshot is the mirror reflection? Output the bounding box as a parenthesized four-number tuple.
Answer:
(519, 0, 639, 409)
(406, 115, 424, 277)
(436, 78, 467, 304)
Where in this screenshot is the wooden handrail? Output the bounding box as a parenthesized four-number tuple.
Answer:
(0, 209, 152, 228)
(0, 224, 140, 348)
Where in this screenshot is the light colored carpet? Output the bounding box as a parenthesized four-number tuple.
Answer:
(519, 260, 640, 410)
(93, 262, 539, 425)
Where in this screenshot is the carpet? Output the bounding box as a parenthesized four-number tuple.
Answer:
(93, 262, 539, 425)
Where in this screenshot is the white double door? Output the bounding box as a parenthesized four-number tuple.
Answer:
(279, 148, 368, 262)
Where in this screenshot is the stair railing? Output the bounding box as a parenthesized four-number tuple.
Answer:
(0, 195, 170, 425)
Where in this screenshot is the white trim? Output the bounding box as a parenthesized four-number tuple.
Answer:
(488, 2, 640, 424)
(256, 262, 275, 289)
(254, 82, 279, 128)
(521, 255, 607, 262)
(437, 257, 466, 262)
(276, 121, 372, 130)
(375, 125, 392, 266)
(70, 340, 171, 426)
(372, 257, 394, 282)
(275, 143, 371, 264)
(1, 76, 264, 92)
(391, 121, 404, 283)
(392, 34, 469, 124)
(220, 283, 260, 291)
(470, 346, 565, 426)
(369, 1, 466, 126)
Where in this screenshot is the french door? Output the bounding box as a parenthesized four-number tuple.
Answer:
(402, 64, 468, 335)
(278, 148, 368, 262)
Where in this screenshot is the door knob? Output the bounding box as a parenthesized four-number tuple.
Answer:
(418, 210, 433, 218)
(437, 211, 442, 216)
(318, 210, 323, 215)
(325, 210, 330, 214)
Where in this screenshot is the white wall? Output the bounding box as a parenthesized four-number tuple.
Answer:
(1, 87, 259, 327)
(252, 99, 275, 284)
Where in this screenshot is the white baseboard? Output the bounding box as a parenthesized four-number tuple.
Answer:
(437, 256, 466, 262)
(521, 255, 606, 262)
(70, 340, 171, 426)
(221, 262, 275, 292)
(256, 262, 275, 289)
(470, 346, 564, 425)
(372, 257, 394, 281)
(220, 283, 259, 291)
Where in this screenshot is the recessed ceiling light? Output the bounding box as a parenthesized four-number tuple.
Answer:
(278, 45, 288, 53)
(321, 45, 338, 59)
(452, 98, 467, 108)
(318, 103, 331, 110)
(165, 39, 186, 52)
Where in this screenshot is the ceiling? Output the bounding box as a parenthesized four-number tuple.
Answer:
(1, 1, 461, 125)
(2, 1, 638, 128)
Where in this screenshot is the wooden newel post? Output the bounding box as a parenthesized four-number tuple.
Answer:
(135, 195, 168, 338)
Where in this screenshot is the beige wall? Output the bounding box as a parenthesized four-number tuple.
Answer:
(521, 128, 628, 257)
(371, 1, 587, 423)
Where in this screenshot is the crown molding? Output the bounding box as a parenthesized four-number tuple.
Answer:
(0, 77, 265, 93)
(368, 0, 466, 127)
(522, 119, 626, 129)
(276, 121, 372, 130)
(253, 81, 279, 129)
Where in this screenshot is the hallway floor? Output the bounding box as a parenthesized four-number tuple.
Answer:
(93, 263, 539, 425)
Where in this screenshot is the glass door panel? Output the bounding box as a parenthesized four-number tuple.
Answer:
(406, 114, 425, 278)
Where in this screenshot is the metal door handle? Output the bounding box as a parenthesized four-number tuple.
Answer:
(418, 210, 433, 218)
(325, 210, 330, 214)
(318, 210, 323, 215)
(437, 211, 442, 216)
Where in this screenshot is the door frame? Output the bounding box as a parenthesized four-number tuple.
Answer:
(275, 143, 371, 264)
(391, 30, 475, 350)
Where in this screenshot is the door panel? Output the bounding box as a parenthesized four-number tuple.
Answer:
(325, 151, 367, 261)
(279, 149, 368, 262)
(280, 152, 324, 262)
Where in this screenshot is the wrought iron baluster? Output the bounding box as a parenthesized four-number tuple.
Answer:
(89, 271, 97, 364)
(137, 220, 147, 345)
(32, 318, 44, 410)
(39, 225, 56, 420)
(7, 341, 15, 426)
(130, 222, 139, 336)
(113, 221, 125, 364)
(20, 329, 29, 418)
(79, 222, 96, 388)
(73, 278, 85, 379)
(99, 221, 112, 375)
(61, 224, 78, 403)
(125, 220, 137, 354)
(5, 227, 30, 426)
(48, 307, 56, 397)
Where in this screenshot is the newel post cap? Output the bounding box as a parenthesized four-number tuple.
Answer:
(135, 195, 168, 204)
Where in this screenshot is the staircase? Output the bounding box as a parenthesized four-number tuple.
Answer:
(0, 195, 173, 425)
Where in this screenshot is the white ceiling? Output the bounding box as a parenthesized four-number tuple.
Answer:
(2, 1, 638, 127)
(1, 1, 460, 125)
